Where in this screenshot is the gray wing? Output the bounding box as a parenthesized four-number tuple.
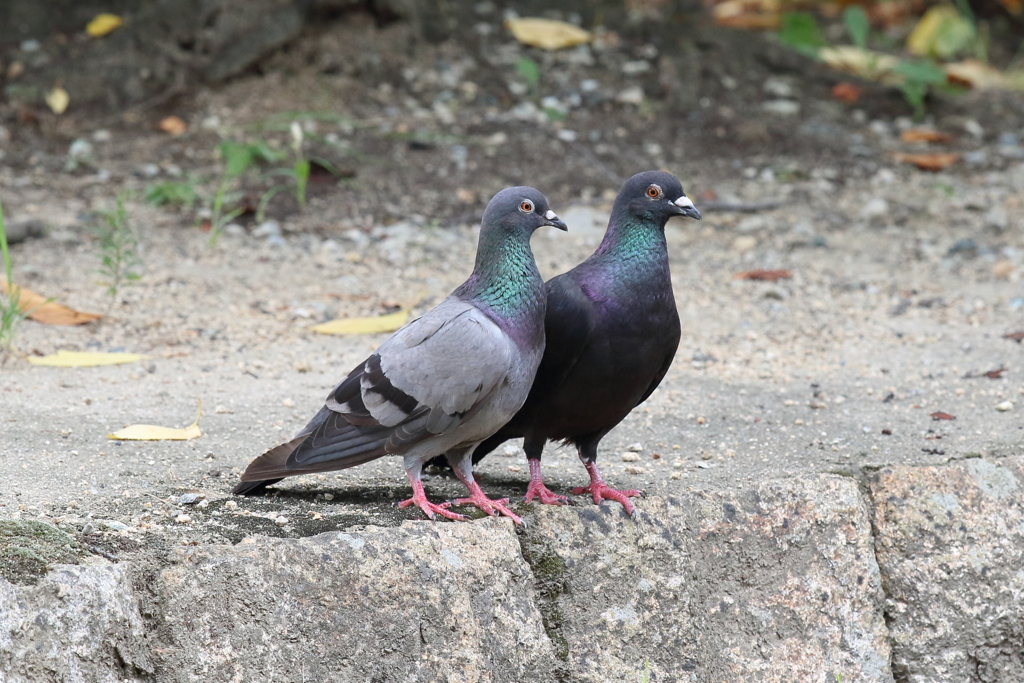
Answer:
(237, 298, 515, 482)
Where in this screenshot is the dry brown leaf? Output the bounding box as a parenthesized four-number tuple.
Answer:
(733, 269, 793, 282)
(893, 152, 959, 171)
(900, 128, 953, 143)
(929, 411, 956, 420)
(713, 12, 781, 29)
(710, 0, 781, 29)
(944, 60, 1011, 90)
(505, 18, 591, 50)
(831, 82, 864, 104)
(158, 116, 187, 135)
(0, 280, 101, 325)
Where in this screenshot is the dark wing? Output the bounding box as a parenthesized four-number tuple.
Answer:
(528, 273, 599, 399)
(235, 298, 514, 487)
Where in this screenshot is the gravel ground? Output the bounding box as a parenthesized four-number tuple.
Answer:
(1, 11, 1024, 560)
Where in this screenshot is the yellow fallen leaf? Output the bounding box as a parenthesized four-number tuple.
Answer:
(86, 13, 123, 38)
(1, 279, 102, 325)
(819, 46, 900, 84)
(27, 350, 146, 367)
(907, 5, 974, 60)
(506, 18, 591, 51)
(45, 87, 69, 115)
(311, 308, 411, 335)
(108, 400, 202, 441)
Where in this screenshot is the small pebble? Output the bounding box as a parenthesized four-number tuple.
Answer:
(626, 442, 644, 452)
(670, 472, 682, 480)
(323, 493, 334, 501)
(615, 86, 645, 105)
(508, 465, 522, 473)
(624, 466, 645, 475)
(995, 401, 1013, 412)
(762, 100, 800, 116)
(224, 500, 238, 510)
(621, 453, 640, 462)
(176, 514, 192, 524)
(275, 516, 288, 526)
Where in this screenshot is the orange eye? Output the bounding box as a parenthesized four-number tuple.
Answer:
(647, 185, 662, 198)
(519, 200, 534, 213)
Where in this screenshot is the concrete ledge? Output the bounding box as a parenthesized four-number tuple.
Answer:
(868, 457, 1024, 683)
(5, 463, 1024, 681)
(523, 477, 890, 682)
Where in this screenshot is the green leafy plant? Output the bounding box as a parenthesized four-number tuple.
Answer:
(0, 197, 29, 353)
(893, 59, 949, 119)
(94, 193, 142, 300)
(258, 122, 315, 220)
(843, 6, 870, 49)
(145, 180, 199, 210)
(516, 56, 541, 96)
(640, 659, 651, 683)
(208, 140, 287, 244)
(779, 12, 826, 55)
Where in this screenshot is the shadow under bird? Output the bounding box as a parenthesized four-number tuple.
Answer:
(232, 187, 567, 523)
(431, 171, 701, 517)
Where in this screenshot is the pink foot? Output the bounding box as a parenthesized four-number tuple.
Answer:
(572, 461, 641, 517)
(451, 472, 523, 524)
(524, 459, 568, 505)
(399, 473, 466, 521)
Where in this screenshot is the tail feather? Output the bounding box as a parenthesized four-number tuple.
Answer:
(234, 413, 392, 496)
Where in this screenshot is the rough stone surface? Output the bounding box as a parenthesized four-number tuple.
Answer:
(869, 457, 1024, 683)
(147, 518, 557, 682)
(0, 563, 152, 683)
(520, 476, 892, 683)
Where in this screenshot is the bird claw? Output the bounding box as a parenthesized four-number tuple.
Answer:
(523, 481, 569, 505)
(453, 494, 524, 525)
(571, 483, 641, 516)
(398, 496, 466, 521)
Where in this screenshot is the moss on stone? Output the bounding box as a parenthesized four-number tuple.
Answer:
(0, 519, 80, 585)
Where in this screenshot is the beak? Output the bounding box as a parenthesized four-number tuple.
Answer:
(671, 195, 702, 221)
(543, 209, 568, 231)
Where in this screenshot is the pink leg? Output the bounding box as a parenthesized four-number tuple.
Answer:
(571, 461, 641, 517)
(451, 469, 524, 525)
(397, 471, 466, 521)
(524, 459, 568, 505)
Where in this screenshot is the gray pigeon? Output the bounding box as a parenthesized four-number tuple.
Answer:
(233, 187, 567, 523)
(431, 171, 700, 517)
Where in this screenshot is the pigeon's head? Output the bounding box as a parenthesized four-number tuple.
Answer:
(483, 186, 568, 236)
(616, 170, 701, 224)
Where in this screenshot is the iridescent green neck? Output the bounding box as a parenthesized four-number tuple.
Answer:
(593, 213, 668, 262)
(456, 229, 543, 318)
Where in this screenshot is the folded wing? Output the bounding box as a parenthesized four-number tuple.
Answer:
(237, 299, 515, 484)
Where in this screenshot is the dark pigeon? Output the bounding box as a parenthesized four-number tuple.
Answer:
(233, 187, 567, 524)
(433, 171, 700, 517)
